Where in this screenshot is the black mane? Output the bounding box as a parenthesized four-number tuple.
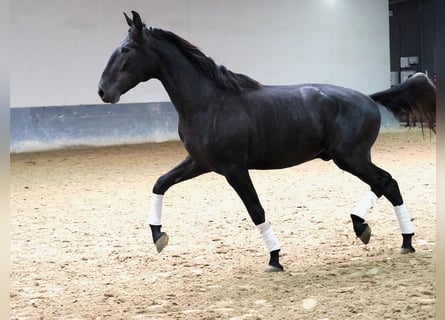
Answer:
(148, 27, 263, 92)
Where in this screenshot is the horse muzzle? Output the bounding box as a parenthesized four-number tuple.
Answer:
(98, 86, 120, 104)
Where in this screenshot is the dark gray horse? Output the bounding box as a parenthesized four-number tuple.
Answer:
(98, 11, 435, 271)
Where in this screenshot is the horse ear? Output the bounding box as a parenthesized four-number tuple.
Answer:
(123, 12, 132, 27)
(131, 10, 144, 32)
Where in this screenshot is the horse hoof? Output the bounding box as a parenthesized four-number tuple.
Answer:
(265, 264, 284, 272)
(401, 246, 415, 254)
(155, 232, 169, 253)
(358, 225, 371, 244)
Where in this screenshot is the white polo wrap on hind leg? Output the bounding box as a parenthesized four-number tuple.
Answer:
(256, 221, 281, 252)
(147, 193, 164, 226)
(394, 203, 414, 234)
(351, 191, 378, 220)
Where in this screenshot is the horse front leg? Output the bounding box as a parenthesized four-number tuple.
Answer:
(223, 167, 284, 272)
(147, 155, 208, 253)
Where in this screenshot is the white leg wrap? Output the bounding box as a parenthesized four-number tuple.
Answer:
(147, 193, 164, 226)
(394, 203, 414, 234)
(351, 191, 378, 220)
(256, 221, 281, 252)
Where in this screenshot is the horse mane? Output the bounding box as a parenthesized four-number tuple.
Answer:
(148, 27, 263, 92)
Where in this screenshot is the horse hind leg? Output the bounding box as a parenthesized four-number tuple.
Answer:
(333, 156, 415, 253)
(373, 170, 415, 253)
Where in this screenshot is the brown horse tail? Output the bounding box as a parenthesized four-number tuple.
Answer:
(369, 73, 436, 133)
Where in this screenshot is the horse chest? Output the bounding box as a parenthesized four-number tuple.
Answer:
(178, 124, 217, 164)
(179, 119, 247, 171)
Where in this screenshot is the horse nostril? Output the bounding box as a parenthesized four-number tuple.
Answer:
(98, 88, 105, 98)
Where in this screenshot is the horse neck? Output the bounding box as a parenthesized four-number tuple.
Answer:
(154, 41, 215, 118)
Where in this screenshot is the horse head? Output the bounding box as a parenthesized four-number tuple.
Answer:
(98, 11, 158, 103)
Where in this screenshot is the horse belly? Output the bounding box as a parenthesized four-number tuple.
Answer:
(247, 129, 324, 170)
(244, 103, 325, 169)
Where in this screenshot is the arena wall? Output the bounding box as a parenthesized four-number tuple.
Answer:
(10, 0, 395, 153)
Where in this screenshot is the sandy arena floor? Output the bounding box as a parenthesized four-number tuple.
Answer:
(10, 129, 436, 319)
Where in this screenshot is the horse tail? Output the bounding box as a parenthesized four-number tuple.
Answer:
(369, 73, 436, 133)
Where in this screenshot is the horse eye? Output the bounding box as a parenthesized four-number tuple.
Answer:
(121, 47, 130, 53)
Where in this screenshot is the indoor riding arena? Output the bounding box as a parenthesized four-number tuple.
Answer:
(10, 1, 437, 319)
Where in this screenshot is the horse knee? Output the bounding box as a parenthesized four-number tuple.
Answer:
(250, 212, 266, 226)
(152, 174, 170, 195)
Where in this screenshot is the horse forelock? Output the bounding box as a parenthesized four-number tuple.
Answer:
(148, 27, 262, 92)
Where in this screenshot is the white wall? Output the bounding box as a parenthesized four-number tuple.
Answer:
(10, 0, 390, 108)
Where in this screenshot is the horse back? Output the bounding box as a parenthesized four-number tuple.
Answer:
(239, 83, 381, 168)
(178, 83, 381, 172)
